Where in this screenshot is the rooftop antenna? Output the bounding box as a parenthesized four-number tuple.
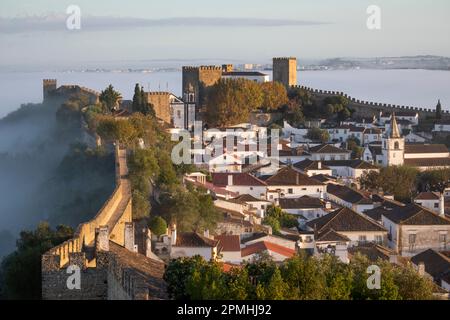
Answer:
(166, 82, 169, 92)
(147, 82, 150, 92)
(158, 82, 161, 91)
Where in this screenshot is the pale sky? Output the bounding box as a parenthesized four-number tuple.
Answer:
(1, 0, 449, 70)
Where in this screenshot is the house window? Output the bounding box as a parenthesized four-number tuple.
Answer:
(440, 234, 447, 250)
(416, 202, 422, 206)
(375, 235, 383, 244)
(434, 203, 439, 208)
(358, 235, 367, 244)
(250, 187, 254, 191)
(408, 234, 416, 251)
(288, 188, 293, 194)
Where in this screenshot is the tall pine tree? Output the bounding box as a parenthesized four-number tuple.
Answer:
(436, 99, 442, 120)
(132, 83, 142, 113)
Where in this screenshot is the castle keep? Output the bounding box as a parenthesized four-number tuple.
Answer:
(43, 79, 100, 105)
(273, 57, 297, 88)
(182, 65, 223, 107)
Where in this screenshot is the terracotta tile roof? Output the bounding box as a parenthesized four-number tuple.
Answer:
(214, 235, 241, 252)
(383, 204, 450, 225)
(326, 184, 373, 205)
(264, 167, 324, 186)
(229, 194, 264, 203)
(306, 207, 386, 233)
(294, 159, 331, 171)
(415, 192, 441, 201)
(404, 157, 450, 168)
(348, 243, 394, 262)
(221, 262, 241, 272)
(212, 172, 267, 187)
(310, 174, 336, 183)
(309, 144, 350, 154)
(317, 229, 350, 242)
(405, 144, 449, 154)
(323, 160, 379, 170)
(411, 249, 450, 281)
(279, 196, 324, 209)
(241, 241, 296, 258)
(175, 232, 219, 247)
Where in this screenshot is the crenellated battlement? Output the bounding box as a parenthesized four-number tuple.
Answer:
(273, 57, 297, 61)
(145, 91, 171, 96)
(292, 85, 447, 116)
(42, 144, 131, 271)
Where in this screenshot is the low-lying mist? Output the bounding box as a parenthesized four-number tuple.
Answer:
(0, 100, 114, 258)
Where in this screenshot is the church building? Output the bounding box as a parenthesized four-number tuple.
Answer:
(364, 113, 450, 170)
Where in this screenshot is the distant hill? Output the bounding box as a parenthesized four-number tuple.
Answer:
(309, 55, 450, 71)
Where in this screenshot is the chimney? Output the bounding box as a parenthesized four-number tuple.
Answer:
(318, 161, 322, 170)
(417, 262, 426, 276)
(170, 223, 177, 246)
(203, 229, 210, 239)
(124, 222, 135, 252)
(228, 174, 233, 186)
(145, 228, 153, 258)
(439, 192, 445, 217)
(296, 173, 299, 185)
(95, 226, 109, 252)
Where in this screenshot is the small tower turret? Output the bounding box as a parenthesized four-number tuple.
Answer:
(43, 79, 57, 101)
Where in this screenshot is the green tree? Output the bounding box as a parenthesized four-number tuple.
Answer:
(132, 83, 142, 113)
(436, 99, 442, 120)
(99, 84, 122, 111)
(96, 116, 138, 146)
(347, 137, 363, 159)
(359, 166, 419, 202)
(149, 216, 168, 237)
(260, 82, 288, 112)
(205, 78, 263, 127)
(0, 222, 73, 299)
(306, 127, 330, 143)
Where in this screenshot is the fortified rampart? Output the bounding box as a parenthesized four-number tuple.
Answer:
(293, 85, 448, 119)
(145, 91, 172, 124)
(43, 79, 100, 105)
(41, 142, 166, 300)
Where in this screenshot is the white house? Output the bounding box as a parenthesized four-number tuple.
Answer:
(325, 183, 375, 214)
(434, 120, 450, 133)
(214, 235, 242, 264)
(381, 204, 450, 256)
(222, 71, 270, 83)
(278, 196, 331, 221)
(170, 232, 221, 261)
(305, 207, 388, 247)
(264, 167, 326, 200)
(414, 192, 445, 216)
(212, 172, 267, 199)
(308, 144, 351, 161)
(322, 160, 380, 181)
(293, 159, 333, 177)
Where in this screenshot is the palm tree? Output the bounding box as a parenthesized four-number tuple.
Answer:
(100, 84, 122, 111)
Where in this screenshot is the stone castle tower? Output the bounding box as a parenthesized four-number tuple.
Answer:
(381, 113, 405, 167)
(182, 66, 223, 106)
(273, 57, 297, 88)
(43, 79, 57, 100)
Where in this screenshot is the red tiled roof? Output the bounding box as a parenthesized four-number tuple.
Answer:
(415, 192, 441, 201)
(264, 167, 324, 186)
(212, 173, 267, 187)
(241, 241, 296, 258)
(214, 235, 241, 252)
